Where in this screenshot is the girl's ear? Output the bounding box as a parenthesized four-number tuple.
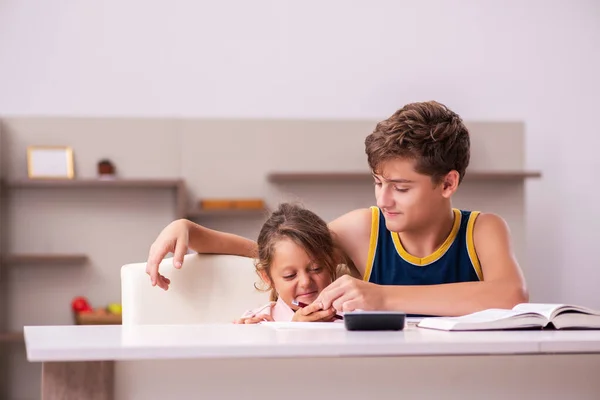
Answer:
(258, 270, 272, 287)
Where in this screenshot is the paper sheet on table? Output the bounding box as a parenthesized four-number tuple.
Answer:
(260, 322, 346, 330)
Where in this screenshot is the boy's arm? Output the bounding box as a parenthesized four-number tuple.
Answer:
(146, 219, 258, 290)
(319, 213, 529, 317)
(187, 220, 258, 257)
(327, 208, 373, 278)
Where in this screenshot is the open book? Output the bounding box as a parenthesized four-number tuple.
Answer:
(417, 303, 600, 331)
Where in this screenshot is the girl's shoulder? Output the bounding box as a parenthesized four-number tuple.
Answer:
(240, 298, 295, 322)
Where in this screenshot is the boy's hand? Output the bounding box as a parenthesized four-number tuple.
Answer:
(146, 219, 190, 290)
(316, 275, 385, 312)
(292, 301, 338, 322)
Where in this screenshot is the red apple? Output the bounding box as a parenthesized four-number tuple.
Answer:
(71, 296, 92, 313)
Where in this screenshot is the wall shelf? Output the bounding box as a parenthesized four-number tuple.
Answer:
(2, 254, 88, 265)
(187, 208, 269, 218)
(4, 178, 184, 189)
(75, 312, 122, 325)
(3, 178, 187, 219)
(0, 331, 23, 344)
(267, 171, 542, 183)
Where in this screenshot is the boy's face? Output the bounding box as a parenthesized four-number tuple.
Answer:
(262, 238, 333, 309)
(373, 158, 452, 233)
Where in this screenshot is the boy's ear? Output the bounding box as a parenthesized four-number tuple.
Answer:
(441, 170, 460, 198)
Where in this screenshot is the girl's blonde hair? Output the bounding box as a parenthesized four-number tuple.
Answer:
(254, 203, 354, 301)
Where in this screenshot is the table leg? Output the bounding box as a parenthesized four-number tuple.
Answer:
(42, 361, 114, 400)
(0, 346, 8, 399)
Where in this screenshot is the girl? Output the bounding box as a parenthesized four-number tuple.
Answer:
(234, 203, 354, 324)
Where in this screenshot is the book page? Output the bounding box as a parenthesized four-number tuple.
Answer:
(441, 309, 527, 323)
(512, 303, 563, 320)
(417, 309, 529, 331)
(418, 309, 547, 331)
(511, 303, 600, 320)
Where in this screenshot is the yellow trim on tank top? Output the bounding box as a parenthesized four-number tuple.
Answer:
(466, 211, 483, 280)
(363, 206, 380, 281)
(391, 208, 462, 266)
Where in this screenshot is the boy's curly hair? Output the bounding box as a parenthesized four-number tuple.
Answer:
(365, 101, 470, 184)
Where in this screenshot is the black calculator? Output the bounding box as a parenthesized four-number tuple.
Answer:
(343, 311, 406, 331)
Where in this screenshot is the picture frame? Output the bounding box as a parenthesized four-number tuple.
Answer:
(27, 146, 75, 179)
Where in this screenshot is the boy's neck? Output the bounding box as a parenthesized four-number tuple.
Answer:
(397, 206, 456, 258)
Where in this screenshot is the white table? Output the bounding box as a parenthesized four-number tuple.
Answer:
(25, 323, 600, 400)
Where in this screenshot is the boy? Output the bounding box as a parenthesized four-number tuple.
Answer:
(146, 101, 528, 317)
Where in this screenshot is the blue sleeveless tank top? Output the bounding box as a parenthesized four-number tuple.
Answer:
(364, 207, 482, 286)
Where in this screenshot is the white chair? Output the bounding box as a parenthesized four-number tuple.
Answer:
(120, 253, 271, 325)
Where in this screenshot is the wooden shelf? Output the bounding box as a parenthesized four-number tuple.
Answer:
(187, 208, 269, 218)
(267, 171, 542, 182)
(4, 178, 184, 189)
(2, 254, 88, 265)
(0, 331, 24, 343)
(75, 312, 122, 325)
(3, 178, 188, 219)
(465, 171, 542, 180)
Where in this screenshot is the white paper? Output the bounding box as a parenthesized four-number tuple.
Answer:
(260, 321, 346, 330)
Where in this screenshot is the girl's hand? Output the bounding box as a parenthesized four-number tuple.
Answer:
(233, 302, 276, 324)
(233, 314, 275, 324)
(292, 301, 337, 322)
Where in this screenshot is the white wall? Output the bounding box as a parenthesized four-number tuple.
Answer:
(0, 0, 598, 346)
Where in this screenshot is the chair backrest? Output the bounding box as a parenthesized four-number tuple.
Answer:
(120, 253, 270, 325)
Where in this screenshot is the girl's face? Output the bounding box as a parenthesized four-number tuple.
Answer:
(262, 238, 333, 309)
